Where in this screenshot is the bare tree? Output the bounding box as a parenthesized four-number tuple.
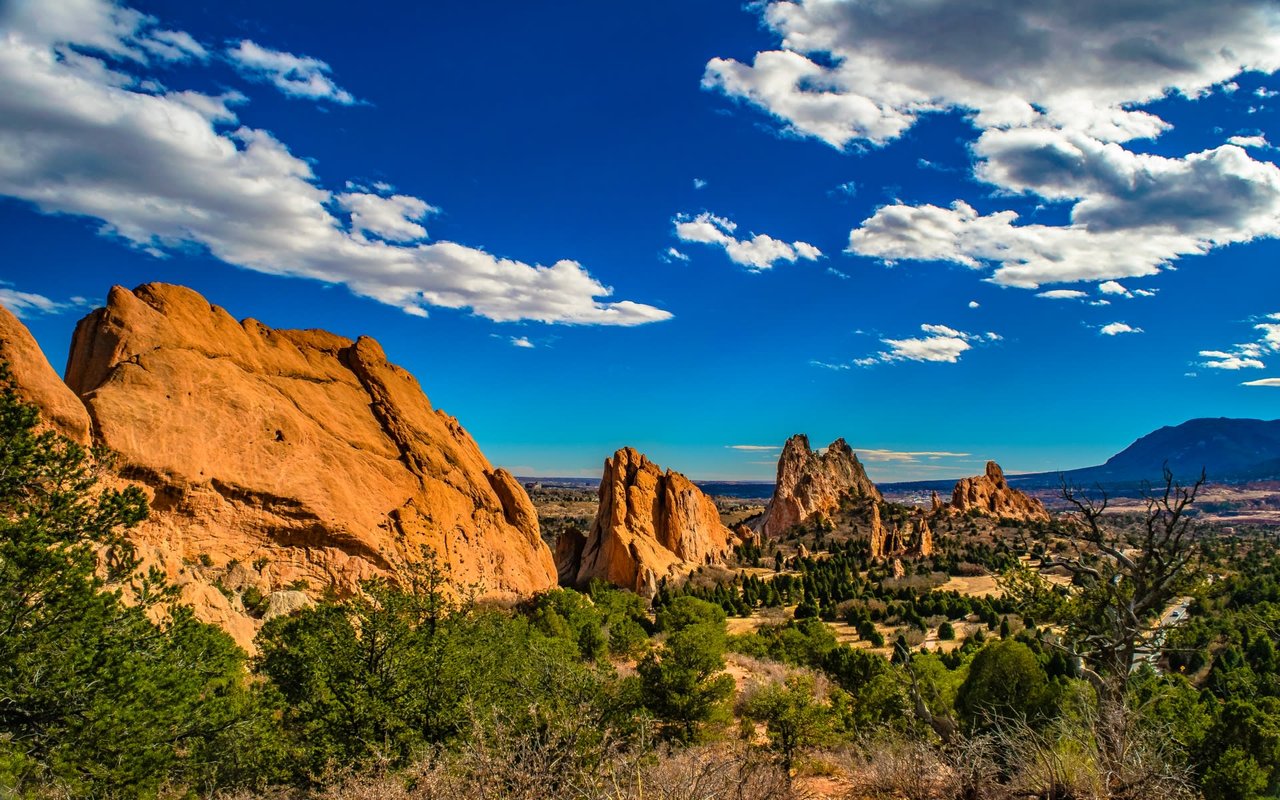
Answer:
(1031, 465, 1206, 703)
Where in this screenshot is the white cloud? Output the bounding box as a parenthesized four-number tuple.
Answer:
(849, 138, 1280, 288)
(693, 178, 707, 189)
(711, 1, 1280, 291)
(1100, 322, 1142, 336)
(0, 286, 87, 318)
(858, 323, 995, 365)
(1243, 378, 1280, 386)
(1098, 280, 1131, 297)
(0, 2, 670, 326)
(1, 0, 207, 65)
(664, 247, 690, 263)
(854, 448, 971, 463)
(226, 39, 354, 104)
(968, 300, 979, 309)
(510, 336, 534, 349)
(1228, 133, 1271, 148)
(1037, 289, 1088, 300)
(726, 445, 781, 451)
(1200, 351, 1265, 369)
(336, 192, 435, 242)
(1198, 313, 1280, 369)
(674, 211, 821, 270)
(706, 1, 1280, 149)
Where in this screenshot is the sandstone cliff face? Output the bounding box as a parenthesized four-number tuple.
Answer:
(1, 282, 558, 647)
(0, 305, 91, 444)
(758, 435, 881, 539)
(562, 447, 733, 596)
(949, 461, 1050, 522)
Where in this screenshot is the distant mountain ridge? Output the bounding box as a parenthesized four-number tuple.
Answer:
(885, 418, 1280, 493)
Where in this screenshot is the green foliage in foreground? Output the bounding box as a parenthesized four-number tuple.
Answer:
(12, 359, 1280, 798)
(0, 369, 281, 797)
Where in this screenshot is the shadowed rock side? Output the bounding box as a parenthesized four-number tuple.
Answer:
(0, 305, 91, 444)
(949, 461, 1050, 522)
(758, 434, 882, 539)
(561, 447, 734, 596)
(44, 282, 556, 647)
(870, 507, 934, 560)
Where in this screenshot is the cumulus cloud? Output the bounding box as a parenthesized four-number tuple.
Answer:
(0, 1, 670, 326)
(1100, 322, 1142, 336)
(857, 323, 996, 365)
(510, 336, 534, 349)
(706, 1, 1280, 149)
(1098, 281, 1131, 297)
(1199, 313, 1280, 369)
(711, 1, 1280, 290)
(849, 138, 1280, 288)
(968, 300, 979, 309)
(674, 212, 821, 270)
(336, 192, 435, 242)
(227, 40, 354, 104)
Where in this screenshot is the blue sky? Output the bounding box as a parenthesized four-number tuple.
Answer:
(1, 0, 1279, 482)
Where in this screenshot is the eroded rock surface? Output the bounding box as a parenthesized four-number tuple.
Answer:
(562, 447, 733, 595)
(6, 282, 557, 648)
(0, 305, 91, 444)
(758, 435, 881, 539)
(949, 461, 1050, 522)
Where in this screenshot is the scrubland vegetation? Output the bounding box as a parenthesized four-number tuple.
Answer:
(4, 372, 1280, 800)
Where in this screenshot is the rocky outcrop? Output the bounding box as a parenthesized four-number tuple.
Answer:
(758, 435, 881, 539)
(0, 305, 91, 444)
(0, 282, 560, 648)
(869, 507, 933, 560)
(949, 461, 1050, 522)
(562, 447, 733, 595)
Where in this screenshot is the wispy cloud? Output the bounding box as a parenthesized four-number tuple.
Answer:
(1199, 312, 1280, 369)
(0, 286, 89, 319)
(856, 323, 1000, 365)
(674, 211, 820, 270)
(227, 40, 355, 104)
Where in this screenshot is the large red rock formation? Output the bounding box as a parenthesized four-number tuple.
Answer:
(561, 447, 733, 595)
(0, 305, 91, 444)
(4, 283, 558, 647)
(758, 434, 881, 539)
(949, 461, 1050, 522)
